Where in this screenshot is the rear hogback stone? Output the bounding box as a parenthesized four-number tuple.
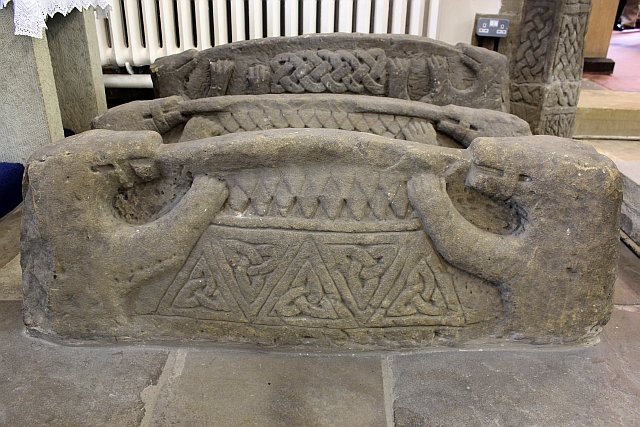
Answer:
(150, 34, 510, 112)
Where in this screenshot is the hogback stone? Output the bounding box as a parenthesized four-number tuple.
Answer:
(91, 95, 531, 147)
(150, 34, 510, 112)
(22, 128, 621, 347)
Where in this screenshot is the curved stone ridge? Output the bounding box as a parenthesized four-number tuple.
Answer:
(22, 129, 621, 348)
(92, 94, 531, 147)
(150, 34, 510, 112)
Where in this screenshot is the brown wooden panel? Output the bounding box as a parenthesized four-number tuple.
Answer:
(584, 0, 618, 58)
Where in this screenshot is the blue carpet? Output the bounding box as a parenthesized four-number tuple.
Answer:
(0, 163, 24, 218)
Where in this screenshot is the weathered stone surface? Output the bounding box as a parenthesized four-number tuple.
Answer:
(0, 300, 168, 426)
(92, 94, 531, 148)
(391, 311, 640, 427)
(0, 206, 21, 301)
(143, 351, 386, 426)
(620, 175, 640, 250)
(47, 9, 107, 133)
(22, 128, 621, 347)
(3, 242, 640, 424)
(0, 5, 63, 163)
(615, 243, 640, 305)
(583, 138, 640, 255)
(150, 34, 510, 112)
(507, 0, 592, 136)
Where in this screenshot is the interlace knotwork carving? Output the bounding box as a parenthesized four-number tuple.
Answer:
(191, 109, 434, 144)
(539, 113, 576, 136)
(387, 259, 447, 317)
(512, 5, 555, 83)
(274, 260, 341, 320)
(221, 240, 277, 303)
(172, 256, 232, 312)
(156, 227, 475, 328)
(551, 13, 589, 81)
(270, 49, 388, 95)
(331, 244, 398, 311)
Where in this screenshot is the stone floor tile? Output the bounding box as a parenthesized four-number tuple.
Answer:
(0, 206, 21, 268)
(0, 255, 20, 300)
(144, 350, 386, 427)
(596, 307, 640, 392)
(390, 307, 640, 427)
(0, 301, 169, 426)
(615, 242, 640, 305)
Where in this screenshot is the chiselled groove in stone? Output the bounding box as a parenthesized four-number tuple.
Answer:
(212, 217, 423, 233)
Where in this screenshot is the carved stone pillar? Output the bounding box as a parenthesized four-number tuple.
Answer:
(509, 0, 592, 137)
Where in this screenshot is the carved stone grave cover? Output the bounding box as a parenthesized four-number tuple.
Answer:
(22, 127, 621, 348)
(91, 94, 531, 147)
(150, 34, 510, 112)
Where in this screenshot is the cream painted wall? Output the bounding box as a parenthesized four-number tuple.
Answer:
(435, 0, 503, 45)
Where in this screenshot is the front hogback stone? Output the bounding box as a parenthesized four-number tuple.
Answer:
(22, 129, 621, 348)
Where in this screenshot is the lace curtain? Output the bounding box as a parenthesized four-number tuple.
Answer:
(1, 0, 109, 37)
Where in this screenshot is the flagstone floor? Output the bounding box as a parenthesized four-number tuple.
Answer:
(1, 204, 639, 426)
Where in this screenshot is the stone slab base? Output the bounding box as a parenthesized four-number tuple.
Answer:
(575, 90, 640, 137)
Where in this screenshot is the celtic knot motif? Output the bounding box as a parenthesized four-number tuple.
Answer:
(270, 48, 387, 95)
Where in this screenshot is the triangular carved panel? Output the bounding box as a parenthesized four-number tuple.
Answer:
(213, 237, 289, 320)
(173, 256, 232, 312)
(258, 238, 356, 328)
(156, 237, 246, 322)
(370, 233, 465, 327)
(329, 244, 399, 311)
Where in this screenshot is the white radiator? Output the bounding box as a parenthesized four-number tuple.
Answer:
(96, 0, 437, 68)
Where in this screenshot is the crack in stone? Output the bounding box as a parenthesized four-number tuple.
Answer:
(139, 350, 185, 427)
(381, 355, 396, 427)
(614, 304, 640, 313)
